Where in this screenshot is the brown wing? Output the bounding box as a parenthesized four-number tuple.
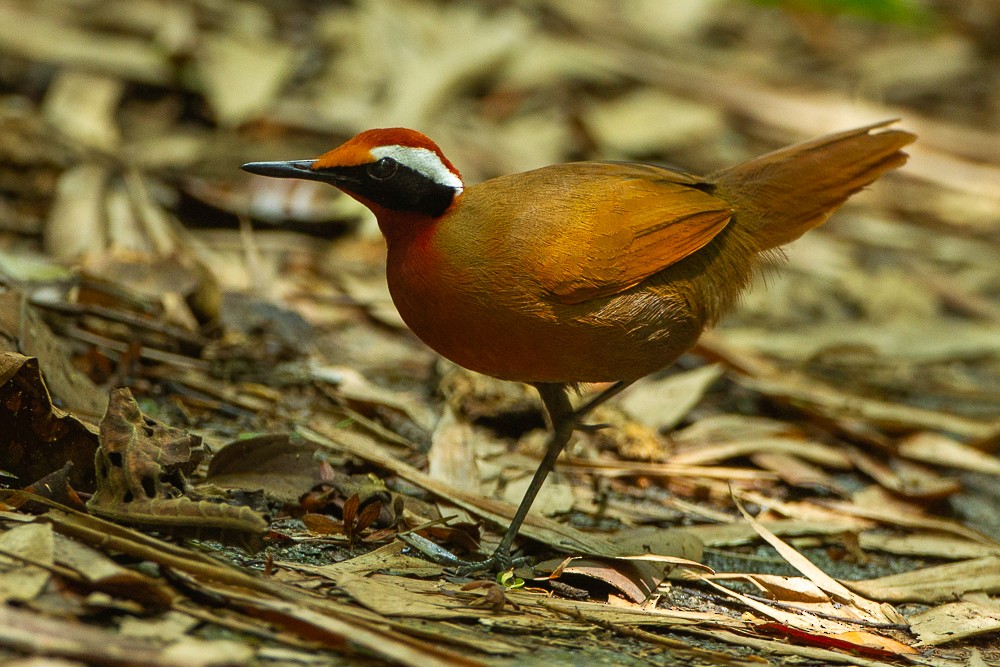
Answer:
(510, 162, 733, 305)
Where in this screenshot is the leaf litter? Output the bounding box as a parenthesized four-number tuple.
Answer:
(0, 0, 999, 665)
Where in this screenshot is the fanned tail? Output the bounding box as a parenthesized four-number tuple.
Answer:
(710, 120, 915, 251)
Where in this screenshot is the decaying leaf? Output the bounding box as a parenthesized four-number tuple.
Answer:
(202, 433, 326, 504)
(87, 388, 268, 548)
(910, 597, 1000, 646)
(0, 352, 99, 491)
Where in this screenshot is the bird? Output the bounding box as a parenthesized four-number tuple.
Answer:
(243, 120, 915, 571)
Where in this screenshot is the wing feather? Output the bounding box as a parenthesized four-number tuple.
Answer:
(510, 163, 733, 305)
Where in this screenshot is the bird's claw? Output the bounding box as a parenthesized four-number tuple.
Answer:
(450, 551, 530, 577)
(575, 421, 610, 434)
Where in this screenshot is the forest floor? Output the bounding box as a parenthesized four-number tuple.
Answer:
(1, 1, 999, 665)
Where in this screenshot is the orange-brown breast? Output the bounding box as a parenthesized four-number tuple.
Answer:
(381, 162, 753, 383)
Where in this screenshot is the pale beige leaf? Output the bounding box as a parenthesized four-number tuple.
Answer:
(669, 437, 852, 469)
(736, 501, 902, 625)
(42, 70, 122, 151)
(858, 531, 1000, 560)
(849, 448, 961, 500)
(45, 164, 108, 260)
(675, 518, 870, 549)
(751, 452, 842, 492)
(427, 405, 480, 493)
(620, 364, 723, 431)
(584, 89, 725, 157)
(746, 574, 830, 603)
(0, 4, 171, 83)
(897, 432, 1000, 476)
(909, 599, 1000, 646)
(0, 523, 53, 603)
(823, 491, 999, 546)
(846, 557, 1000, 603)
(198, 32, 297, 127)
(119, 611, 198, 640)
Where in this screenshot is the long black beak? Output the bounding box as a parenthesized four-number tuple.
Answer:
(241, 159, 332, 182)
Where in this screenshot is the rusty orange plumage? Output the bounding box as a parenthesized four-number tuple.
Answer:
(243, 120, 915, 570)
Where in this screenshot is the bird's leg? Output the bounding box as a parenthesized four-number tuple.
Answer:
(454, 381, 630, 575)
(572, 380, 630, 432)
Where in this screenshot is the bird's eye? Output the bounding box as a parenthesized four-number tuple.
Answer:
(367, 157, 398, 181)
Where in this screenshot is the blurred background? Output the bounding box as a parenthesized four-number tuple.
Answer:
(0, 0, 998, 422)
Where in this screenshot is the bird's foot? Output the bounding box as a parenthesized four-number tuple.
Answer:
(450, 549, 531, 577)
(401, 533, 530, 575)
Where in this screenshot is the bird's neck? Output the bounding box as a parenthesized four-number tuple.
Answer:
(375, 210, 441, 254)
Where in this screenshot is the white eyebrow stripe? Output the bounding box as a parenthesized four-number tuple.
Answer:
(370, 145, 464, 192)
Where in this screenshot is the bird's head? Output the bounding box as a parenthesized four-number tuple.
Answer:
(242, 128, 463, 222)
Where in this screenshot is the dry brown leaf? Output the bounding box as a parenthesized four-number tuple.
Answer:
(551, 557, 661, 604)
(337, 572, 498, 620)
(611, 525, 704, 563)
(304, 541, 444, 580)
(308, 1, 519, 146)
(618, 363, 723, 431)
(669, 437, 853, 469)
(751, 452, 843, 493)
(846, 557, 1000, 604)
(674, 516, 871, 549)
(672, 414, 804, 443)
(583, 89, 725, 158)
(858, 530, 1000, 561)
(498, 449, 575, 519)
(746, 574, 831, 604)
(560, 456, 776, 483)
(203, 433, 326, 504)
(0, 352, 101, 489)
(700, 576, 916, 655)
(0, 4, 172, 84)
(740, 491, 878, 531)
(0, 603, 251, 667)
(427, 405, 481, 493)
(51, 531, 171, 609)
(897, 432, 1000, 476)
(118, 610, 199, 641)
(315, 366, 436, 432)
(87, 388, 268, 547)
(699, 331, 1000, 440)
(0, 293, 108, 417)
(45, 163, 108, 260)
(197, 31, 297, 127)
(42, 70, 123, 152)
(222, 583, 492, 667)
(848, 447, 961, 500)
(820, 493, 998, 547)
(736, 502, 903, 625)
(0, 522, 53, 603)
(720, 319, 1000, 365)
(743, 370, 997, 439)
(909, 598, 1000, 646)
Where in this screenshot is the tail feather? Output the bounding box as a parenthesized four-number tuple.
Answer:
(710, 120, 915, 251)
